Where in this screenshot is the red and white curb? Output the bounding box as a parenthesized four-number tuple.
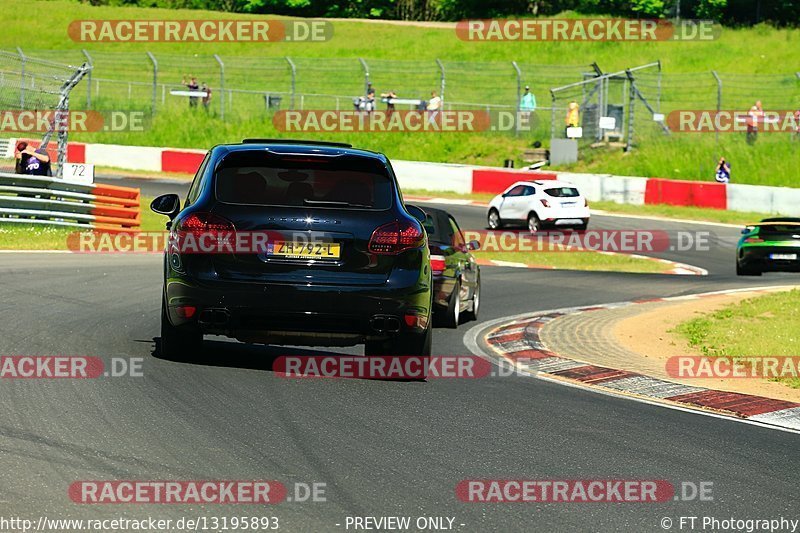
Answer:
(464, 285, 800, 433)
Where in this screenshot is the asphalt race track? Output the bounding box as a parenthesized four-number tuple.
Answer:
(0, 175, 798, 531)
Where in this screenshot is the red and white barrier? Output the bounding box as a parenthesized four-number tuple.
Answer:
(5, 139, 800, 217)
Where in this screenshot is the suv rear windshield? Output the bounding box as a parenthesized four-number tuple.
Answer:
(544, 187, 580, 198)
(215, 150, 393, 209)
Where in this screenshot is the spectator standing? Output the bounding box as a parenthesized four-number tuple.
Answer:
(365, 83, 376, 113)
(746, 100, 763, 144)
(201, 83, 212, 112)
(565, 101, 580, 136)
(182, 76, 200, 108)
(380, 90, 397, 114)
(714, 157, 731, 183)
(520, 85, 536, 111)
(427, 90, 442, 124)
(520, 85, 536, 130)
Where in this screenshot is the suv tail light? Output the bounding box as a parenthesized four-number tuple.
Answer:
(177, 212, 236, 233)
(430, 254, 446, 274)
(540, 199, 551, 208)
(171, 213, 237, 262)
(368, 220, 425, 255)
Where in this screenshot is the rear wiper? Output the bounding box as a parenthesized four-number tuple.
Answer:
(303, 199, 371, 208)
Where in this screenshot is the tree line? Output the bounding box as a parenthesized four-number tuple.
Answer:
(80, 0, 800, 26)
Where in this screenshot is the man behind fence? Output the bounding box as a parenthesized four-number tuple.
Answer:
(746, 100, 763, 144)
(182, 75, 200, 108)
(201, 82, 212, 112)
(15, 142, 51, 176)
(520, 85, 536, 129)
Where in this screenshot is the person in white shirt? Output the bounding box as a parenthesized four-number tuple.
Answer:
(426, 90, 442, 124)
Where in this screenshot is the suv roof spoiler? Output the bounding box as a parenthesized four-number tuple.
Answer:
(241, 139, 353, 148)
(760, 217, 800, 223)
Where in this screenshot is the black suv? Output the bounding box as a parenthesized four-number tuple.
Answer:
(151, 140, 432, 359)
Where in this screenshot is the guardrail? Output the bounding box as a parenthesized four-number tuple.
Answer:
(0, 172, 140, 229)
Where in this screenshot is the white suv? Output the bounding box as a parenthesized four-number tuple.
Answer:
(487, 180, 590, 232)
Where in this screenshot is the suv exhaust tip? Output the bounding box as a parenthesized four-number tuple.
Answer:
(370, 315, 401, 334)
(198, 308, 230, 326)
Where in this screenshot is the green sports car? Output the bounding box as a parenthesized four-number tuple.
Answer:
(736, 217, 800, 276)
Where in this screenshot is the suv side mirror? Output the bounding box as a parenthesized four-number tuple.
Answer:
(406, 204, 427, 224)
(151, 194, 181, 220)
(467, 240, 481, 251)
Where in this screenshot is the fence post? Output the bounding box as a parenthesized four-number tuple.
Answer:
(358, 58, 369, 94)
(656, 59, 662, 113)
(82, 49, 93, 108)
(436, 59, 445, 102)
(624, 70, 635, 152)
(214, 54, 225, 120)
(550, 90, 557, 140)
(146, 51, 158, 115)
(512, 61, 522, 136)
(285, 57, 296, 110)
(711, 70, 722, 147)
(16, 47, 25, 109)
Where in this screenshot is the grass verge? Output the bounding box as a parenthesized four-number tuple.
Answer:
(0, 195, 165, 250)
(590, 201, 768, 226)
(674, 289, 800, 389)
(474, 250, 670, 274)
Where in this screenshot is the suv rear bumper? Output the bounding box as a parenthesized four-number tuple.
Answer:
(164, 274, 432, 345)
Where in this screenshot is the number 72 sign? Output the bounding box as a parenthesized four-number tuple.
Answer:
(61, 163, 95, 185)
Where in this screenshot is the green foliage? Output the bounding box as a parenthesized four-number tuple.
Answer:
(630, 0, 666, 17)
(696, 0, 727, 20)
(74, 0, 800, 24)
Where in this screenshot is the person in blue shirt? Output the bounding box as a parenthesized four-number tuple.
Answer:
(715, 157, 731, 183)
(520, 85, 536, 111)
(17, 142, 51, 176)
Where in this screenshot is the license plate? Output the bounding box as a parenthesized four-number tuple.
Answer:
(769, 253, 797, 260)
(267, 242, 341, 259)
(561, 201, 577, 207)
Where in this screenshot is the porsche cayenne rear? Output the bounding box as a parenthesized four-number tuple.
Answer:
(151, 140, 433, 359)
